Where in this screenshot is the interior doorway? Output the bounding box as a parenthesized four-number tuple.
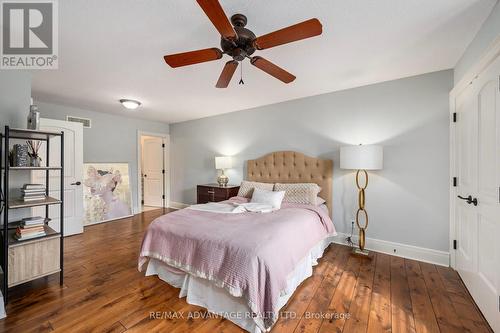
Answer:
(137, 131, 169, 213)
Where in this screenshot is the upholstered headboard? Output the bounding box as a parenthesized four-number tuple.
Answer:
(247, 151, 333, 215)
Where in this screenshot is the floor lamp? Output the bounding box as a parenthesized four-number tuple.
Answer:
(340, 144, 383, 256)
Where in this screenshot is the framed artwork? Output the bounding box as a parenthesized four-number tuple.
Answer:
(83, 163, 133, 225)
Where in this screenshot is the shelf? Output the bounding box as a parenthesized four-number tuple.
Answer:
(6, 128, 62, 141)
(8, 197, 61, 209)
(1, 125, 65, 302)
(6, 166, 62, 171)
(8, 225, 60, 246)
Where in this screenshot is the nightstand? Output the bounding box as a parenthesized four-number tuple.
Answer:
(197, 184, 240, 204)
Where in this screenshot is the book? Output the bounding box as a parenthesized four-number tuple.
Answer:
(21, 222, 45, 230)
(21, 217, 48, 225)
(22, 221, 46, 226)
(22, 216, 44, 222)
(14, 231, 46, 240)
(23, 196, 46, 202)
(17, 226, 44, 234)
(23, 194, 47, 199)
(23, 192, 47, 196)
(22, 220, 46, 225)
(22, 184, 46, 190)
(22, 193, 46, 196)
(22, 189, 46, 194)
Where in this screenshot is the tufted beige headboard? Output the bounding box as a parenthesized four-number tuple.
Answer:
(247, 151, 333, 215)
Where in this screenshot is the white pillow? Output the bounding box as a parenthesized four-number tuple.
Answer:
(237, 181, 274, 198)
(274, 183, 321, 205)
(250, 188, 285, 210)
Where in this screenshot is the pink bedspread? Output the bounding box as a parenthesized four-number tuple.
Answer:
(138, 196, 336, 330)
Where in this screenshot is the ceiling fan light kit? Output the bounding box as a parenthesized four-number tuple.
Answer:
(163, 0, 323, 88)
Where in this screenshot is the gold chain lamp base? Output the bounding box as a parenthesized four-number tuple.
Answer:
(340, 144, 383, 258)
(353, 170, 370, 257)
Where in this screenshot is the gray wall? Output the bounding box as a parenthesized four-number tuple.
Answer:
(170, 70, 453, 252)
(0, 71, 32, 220)
(0, 72, 169, 215)
(454, 0, 500, 84)
(0, 71, 32, 127)
(35, 101, 170, 213)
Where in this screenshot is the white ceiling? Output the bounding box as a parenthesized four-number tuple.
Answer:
(32, 0, 496, 124)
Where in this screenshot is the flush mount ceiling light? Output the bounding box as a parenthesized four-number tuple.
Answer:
(119, 99, 141, 110)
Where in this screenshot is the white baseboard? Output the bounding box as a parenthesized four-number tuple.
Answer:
(169, 201, 190, 209)
(332, 232, 450, 267)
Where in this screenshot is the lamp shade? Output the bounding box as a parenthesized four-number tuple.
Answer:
(340, 145, 383, 170)
(215, 156, 232, 170)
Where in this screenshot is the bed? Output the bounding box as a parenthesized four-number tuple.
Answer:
(138, 151, 335, 333)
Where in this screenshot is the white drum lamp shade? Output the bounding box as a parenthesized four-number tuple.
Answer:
(340, 145, 383, 170)
(215, 156, 232, 170)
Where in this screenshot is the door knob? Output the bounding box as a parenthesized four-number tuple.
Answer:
(71, 181, 81, 186)
(457, 195, 478, 206)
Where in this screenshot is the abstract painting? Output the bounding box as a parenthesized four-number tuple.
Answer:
(83, 163, 133, 225)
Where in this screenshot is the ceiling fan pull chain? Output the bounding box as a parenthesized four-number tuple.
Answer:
(239, 61, 244, 85)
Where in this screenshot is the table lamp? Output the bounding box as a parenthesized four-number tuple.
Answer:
(215, 156, 232, 187)
(340, 144, 383, 256)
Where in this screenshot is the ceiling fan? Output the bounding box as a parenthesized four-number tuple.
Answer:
(163, 0, 323, 88)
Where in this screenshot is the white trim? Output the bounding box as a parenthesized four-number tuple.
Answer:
(137, 130, 170, 214)
(452, 36, 500, 97)
(169, 201, 189, 210)
(449, 92, 457, 269)
(449, 35, 500, 269)
(332, 232, 450, 267)
(85, 214, 134, 226)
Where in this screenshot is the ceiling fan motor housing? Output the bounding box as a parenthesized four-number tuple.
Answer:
(221, 14, 256, 61)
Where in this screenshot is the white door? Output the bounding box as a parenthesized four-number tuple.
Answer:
(454, 55, 500, 332)
(31, 119, 84, 236)
(142, 137, 164, 207)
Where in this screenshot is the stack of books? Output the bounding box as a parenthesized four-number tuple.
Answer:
(15, 216, 47, 240)
(21, 184, 47, 202)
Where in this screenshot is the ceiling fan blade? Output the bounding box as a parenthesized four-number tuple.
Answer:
(250, 56, 296, 83)
(253, 18, 322, 50)
(164, 48, 222, 68)
(216, 60, 238, 88)
(196, 0, 237, 40)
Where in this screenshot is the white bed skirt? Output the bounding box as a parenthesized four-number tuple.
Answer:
(145, 235, 335, 333)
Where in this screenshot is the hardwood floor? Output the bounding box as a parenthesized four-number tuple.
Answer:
(0, 209, 493, 333)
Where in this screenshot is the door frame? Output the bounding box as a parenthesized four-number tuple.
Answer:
(449, 36, 500, 269)
(136, 130, 170, 214)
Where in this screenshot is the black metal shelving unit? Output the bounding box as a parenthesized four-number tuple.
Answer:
(0, 126, 64, 304)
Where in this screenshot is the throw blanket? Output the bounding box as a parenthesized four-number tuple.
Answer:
(188, 201, 274, 214)
(138, 196, 336, 331)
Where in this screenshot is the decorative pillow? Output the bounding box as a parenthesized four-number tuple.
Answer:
(316, 196, 326, 206)
(274, 183, 321, 205)
(250, 188, 285, 209)
(237, 181, 274, 198)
